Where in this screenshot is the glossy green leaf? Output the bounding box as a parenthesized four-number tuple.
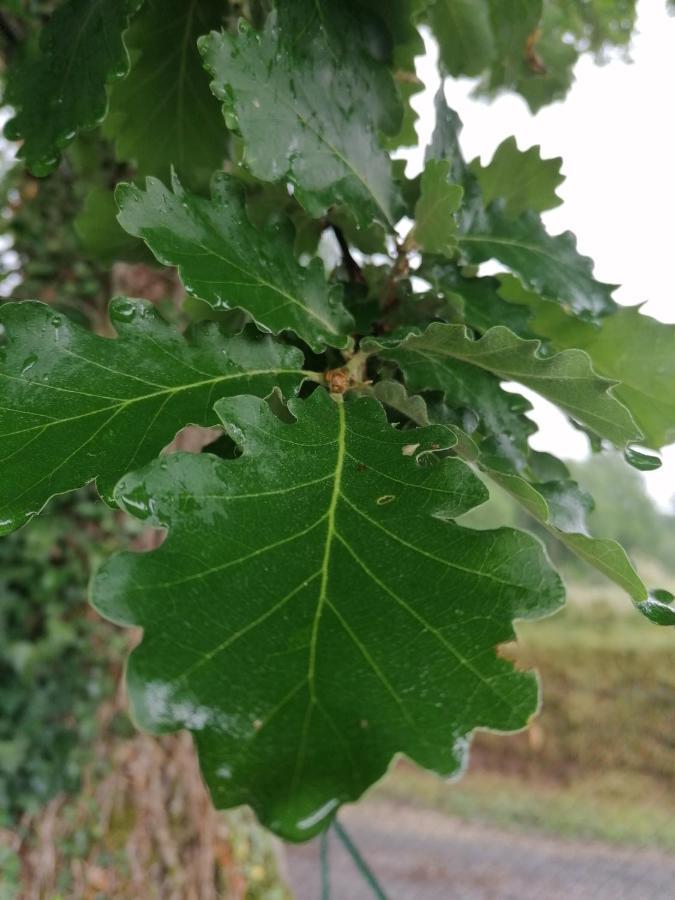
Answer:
(499, 276, 675, 448)
(105, 0, 227, 190)
(0, 299, 307, 533)
(116, 173, 354, 351)
(459, 207, 617, 320)
(200, 2, 404, 229)
(469, 137, 564, 217)
(408, 160, 463, 256)
(3, 0, 141, 175)
(92, 389, 564, 841)
(420, 263, 537, 338)
(365, 323, 641, 447)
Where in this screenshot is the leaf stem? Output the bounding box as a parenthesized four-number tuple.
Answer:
(333, 819, 388, 899)
(320, 828, 331, 900)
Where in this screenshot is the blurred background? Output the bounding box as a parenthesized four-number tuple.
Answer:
(1, 1, 675, 898)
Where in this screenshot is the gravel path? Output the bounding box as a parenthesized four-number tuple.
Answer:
(285, 800, 675, 899)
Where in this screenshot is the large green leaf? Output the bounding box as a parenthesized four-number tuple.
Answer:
(199, 1, 404, 229)
(105, 0, 227, 190)
(116, 174, 353, 351)
(0, 299, 307, 533)
(469, 137, 563, 218)
(92, 390, 564, 840)
(365, 323, 641, 447)
(3, 0, 141, 175)
(499, 276, 675, 449)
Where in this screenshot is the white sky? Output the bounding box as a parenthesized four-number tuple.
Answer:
(405, 1, 675, 509)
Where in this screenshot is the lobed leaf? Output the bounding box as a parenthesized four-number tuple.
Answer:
(116, 174, 354, 351)
(499, 276, 675, 449)
(199, 1, 404, 229)
(0, 299, 307, 533)
(458, 210, 618, 319)
(426, 94, 617, 319)
(366, 323, 641, 448)
(409, 160, 463, 256)
(469, 137, 564, 218)
(485, 468, 648, 602)
(92, 390, 564, 841)
(3, 0, 141, 175)
(105, 0, 227, 191)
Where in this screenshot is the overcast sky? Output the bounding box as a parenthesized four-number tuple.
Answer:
(405, 1, 675, 508)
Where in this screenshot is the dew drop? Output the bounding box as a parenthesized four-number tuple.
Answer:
(0, 515, 23, 534)
(21, 353, 38, 375)
(293, 798, 340, 836)
(119, 485, 153, 519)
(637, 591, 675, 626)
(110, 299, 138, 324)
(624, 445, 662, 472)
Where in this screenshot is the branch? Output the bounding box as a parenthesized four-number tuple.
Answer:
(331, 224, 365, 285)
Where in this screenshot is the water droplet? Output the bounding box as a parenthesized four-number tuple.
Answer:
(110, 299, 138, 324)
(376, 494, 395, 506)
(30, 156, 59, 177)
(637, 589, 675, 626)
(21, 353, 38, 375)
(293, 798, 340, 836)
(0, 513, 27, 534)
(119, 485, 153, 520)
(624, 445, 661, 471)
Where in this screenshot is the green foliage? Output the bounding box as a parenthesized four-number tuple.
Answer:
(469, 138, 564, 218)
(0, 491, 129, 823)
(92, 390, 563, 839)
(3, 0, 141, 175)
(409, 160, 463, 255)
(0, 298, 306, 531)
(116, 174, 353, 350)
(1, 0, 673, 844)
(200, 1, 404, 229)
(105, 0, 228, 191)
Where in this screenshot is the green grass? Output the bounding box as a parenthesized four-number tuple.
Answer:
(374, 767, 675, 850)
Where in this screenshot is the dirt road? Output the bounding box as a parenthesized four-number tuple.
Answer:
(285, 800, 675, 899)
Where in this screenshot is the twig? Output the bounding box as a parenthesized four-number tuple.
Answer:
(331, 224, 365, 285)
